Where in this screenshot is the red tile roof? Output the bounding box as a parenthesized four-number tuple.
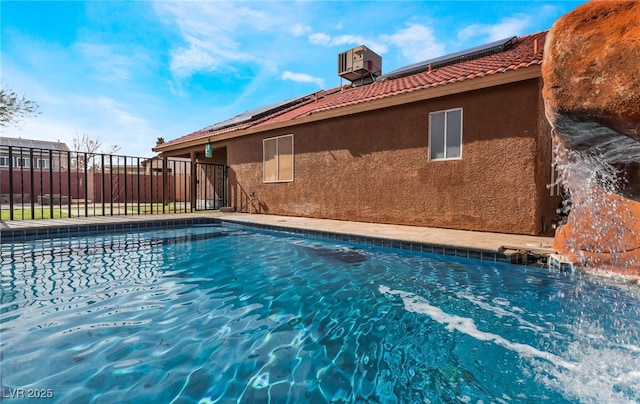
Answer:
(159, 31, 546, 150)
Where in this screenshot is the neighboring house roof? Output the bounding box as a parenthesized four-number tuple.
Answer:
(157, 31, 546, 152)
(0, 136, 71, 152)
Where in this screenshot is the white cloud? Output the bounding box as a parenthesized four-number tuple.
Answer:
(94, 97, 149, 129)
(309, 32, 331, 46)
(154, 2, 274, 78)
(331, 34, 367, 47)
(458, 16, 530, 42)
(170, 43, 224, 78)
(308, 32, 387, 55)
(291, 23, 312, 37)
(74, 42, 149, 82)
(281, 71, 324, 88)
(382, 23, 445, 63)
(306, 23, 448, 63)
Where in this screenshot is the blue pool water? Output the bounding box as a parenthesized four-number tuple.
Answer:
(1, 223, 639, 403)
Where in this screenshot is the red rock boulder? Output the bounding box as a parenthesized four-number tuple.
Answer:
(542, 1, 640, 163)
(553, 193, 640, 277)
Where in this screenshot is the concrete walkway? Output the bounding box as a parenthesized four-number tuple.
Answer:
(0, 211, 555, 257)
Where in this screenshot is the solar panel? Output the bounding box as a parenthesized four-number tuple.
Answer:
(202, 93, 313, 132)
(378, 36, 518, 81)
(0, 137, 71, 151)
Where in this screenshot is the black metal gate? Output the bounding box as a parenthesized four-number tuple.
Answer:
(195, 163, 227, 211)
(0, 142, 229, 220)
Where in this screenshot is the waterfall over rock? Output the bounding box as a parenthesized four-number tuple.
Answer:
(542, 1, 640, 276)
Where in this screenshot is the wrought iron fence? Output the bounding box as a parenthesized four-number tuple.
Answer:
(0, 145, 227, 220)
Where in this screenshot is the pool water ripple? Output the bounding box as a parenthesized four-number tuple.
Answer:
(1, 225, 639, 403)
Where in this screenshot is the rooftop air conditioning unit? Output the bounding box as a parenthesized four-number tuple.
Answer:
(338, 45, 382, 86)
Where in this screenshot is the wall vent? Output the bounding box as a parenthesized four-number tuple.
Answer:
(337, 45, 382, 87)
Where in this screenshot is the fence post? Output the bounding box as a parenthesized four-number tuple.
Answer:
(162, 156, 166, 214)
(184, 161, 188, 213)
(124, 156, 128, 215)
(48, 150, 54, 218)
(67, 151, 71, 216)
(150, 161, 154, 215)
(8, 146, 14, 220)
(109, 155, 113, 216)
(137, 157, 141, 215)
(29, 148, 35, 219)
(100, 154, 105, 216)
(83, 153, 88, 217)
(190, 151, 196, 212)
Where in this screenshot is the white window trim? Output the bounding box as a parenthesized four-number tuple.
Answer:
(35, 158, 51, 169)
(263, 134, 294, 183)
(14, 157, 31, 167)
(428, 107, 463, 161)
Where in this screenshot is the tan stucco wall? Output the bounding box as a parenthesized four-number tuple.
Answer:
(225, 78, 560, 235)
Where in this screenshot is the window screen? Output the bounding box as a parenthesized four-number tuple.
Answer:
(429, 108, 462, 160)
(263, 134, 294, 182)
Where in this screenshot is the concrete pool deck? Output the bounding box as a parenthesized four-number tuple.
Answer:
(0, 212, 556, 264)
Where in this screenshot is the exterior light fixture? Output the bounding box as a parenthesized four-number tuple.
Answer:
(205, 142, 213, 158)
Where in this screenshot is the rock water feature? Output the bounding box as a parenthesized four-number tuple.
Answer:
(543, 1, 640, 277)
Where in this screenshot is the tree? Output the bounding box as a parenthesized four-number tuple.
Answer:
(72, 132, 121, 170)
(0, 88, 40, 127)
(73, 132, 102, 155)
(156, 137, 165, 146)
(72, 133, 100, 171)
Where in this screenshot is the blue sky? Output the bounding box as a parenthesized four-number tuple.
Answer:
(1, 0, 586, 157)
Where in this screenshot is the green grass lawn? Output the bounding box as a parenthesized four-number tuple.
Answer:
(1, 203, 191, 220)
(128, 203, 183, 213)
(1, 209, 70, 220)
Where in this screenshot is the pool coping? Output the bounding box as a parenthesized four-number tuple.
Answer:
(0, 212, 557, 268)
(0, 216, 221, 242)
(220, 218, 546, 266)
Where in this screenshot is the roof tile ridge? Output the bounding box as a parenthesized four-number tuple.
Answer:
(516, 30, 547, 56)
(260, 96, 316, 121)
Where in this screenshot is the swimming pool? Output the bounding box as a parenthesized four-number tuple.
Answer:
(1, 223, 639, 403)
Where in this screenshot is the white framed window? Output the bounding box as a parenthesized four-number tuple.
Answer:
(429, 107, 462, 160)
(263, 134, 294, 182)
(13, 157, 30, 167)
(0, 157, 8, 167)
(35, 158, 50, 169)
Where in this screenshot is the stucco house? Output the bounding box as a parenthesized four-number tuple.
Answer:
(154, 31, 561, 236)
